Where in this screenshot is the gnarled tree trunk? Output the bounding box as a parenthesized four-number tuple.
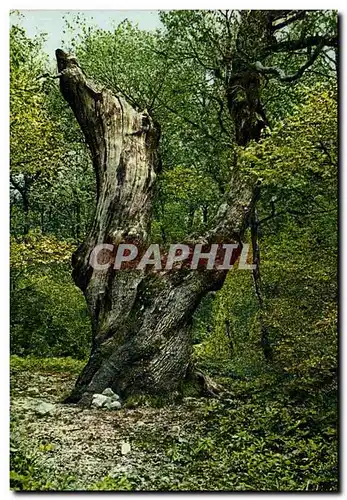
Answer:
(56, 49, 256, 404)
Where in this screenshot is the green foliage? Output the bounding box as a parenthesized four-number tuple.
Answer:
(11, 232, 74, 268)
(241, 84, 337, 192)
(11, 260, 91, 359)
(10, 355, 86, 375)
(161, 384, 337, 491)
(10, 416, 76, 491)
(10, 232, 91, 359)
(152, 165, 221, 242)
(10, 20, 66, 237)
(197, 84, 337, 390)
(10, 24, 63, 179)
(197, 270, 261, 368)
(88, 475, 133, 491)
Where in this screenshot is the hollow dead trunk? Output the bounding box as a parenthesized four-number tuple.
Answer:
(56, 49, 256, 403)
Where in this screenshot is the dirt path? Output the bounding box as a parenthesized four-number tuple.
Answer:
(11, 367, 207, 490)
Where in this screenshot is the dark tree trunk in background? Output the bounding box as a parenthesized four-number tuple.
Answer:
(226, 11, 271, 146)
(56, 49, 256, 403)
(10, 174, 31, 235)
(223, 10, 335, 360)
(22, 188, 30, 236)
(225, 12, 278, 359)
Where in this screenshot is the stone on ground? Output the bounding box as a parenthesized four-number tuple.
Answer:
(92, 393, 122, 410)
(121, 441, 131, 455)
(91, 394, 109, 408)
(27, 400, 56, 416)
(105, 400, 122, 410)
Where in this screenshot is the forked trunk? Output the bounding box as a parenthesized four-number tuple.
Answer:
(56, 49, 256, 403)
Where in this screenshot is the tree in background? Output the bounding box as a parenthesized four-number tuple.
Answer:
(203, 84, 337, 393)
(10, 21, 66, 235)
(10, 16, 93, 358)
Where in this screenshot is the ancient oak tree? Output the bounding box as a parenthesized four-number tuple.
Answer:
(56, 48, 254, 403)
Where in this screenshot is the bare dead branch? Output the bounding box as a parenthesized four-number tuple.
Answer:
(270, 11, 307, 32)
(254, 40, 324, 83)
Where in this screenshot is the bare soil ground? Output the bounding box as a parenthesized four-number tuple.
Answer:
(10, 366, 207, 490)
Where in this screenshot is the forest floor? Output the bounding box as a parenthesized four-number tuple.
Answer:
(10, 357, 212, 490)
(10, 356, 338, 491)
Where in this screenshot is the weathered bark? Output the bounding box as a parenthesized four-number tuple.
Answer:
(226, 11, 272, 146)
(56, 49, 256, 403)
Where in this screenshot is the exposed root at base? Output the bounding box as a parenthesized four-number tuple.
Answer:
(193, 369, 225, 398)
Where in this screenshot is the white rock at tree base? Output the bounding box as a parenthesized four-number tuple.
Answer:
(92, 394, 109, 408)
(102, 388, 120, 400)
(92, 393, 122, 410)
(105, 400, 122, 410)
(102, 388, 115, 397)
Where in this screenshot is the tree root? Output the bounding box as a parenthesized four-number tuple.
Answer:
(184, 363, 228, 398)
(194, 369, 225, 398)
